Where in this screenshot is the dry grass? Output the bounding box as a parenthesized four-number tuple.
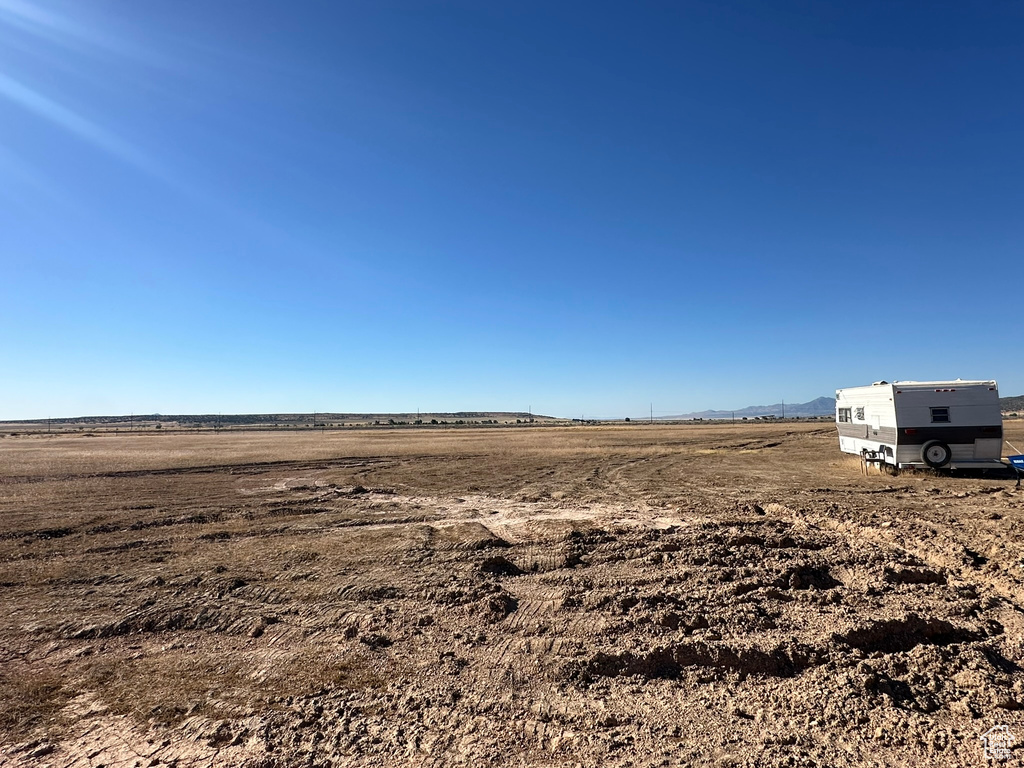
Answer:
(0, 667, 70, 737)
(0, 421, 831, 476)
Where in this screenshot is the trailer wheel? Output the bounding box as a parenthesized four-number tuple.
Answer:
(922, 440, 952, 469)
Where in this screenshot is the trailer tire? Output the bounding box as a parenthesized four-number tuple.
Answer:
(922, 440, 952, 469)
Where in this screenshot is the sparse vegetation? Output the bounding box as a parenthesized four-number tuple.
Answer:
(1002, 394, 1024, 412)
(0, 667, 70, 739)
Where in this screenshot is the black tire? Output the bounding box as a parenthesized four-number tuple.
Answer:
(922, 440, 952, 469)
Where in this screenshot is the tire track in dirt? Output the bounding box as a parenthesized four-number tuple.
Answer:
(0, 455, 419, 485)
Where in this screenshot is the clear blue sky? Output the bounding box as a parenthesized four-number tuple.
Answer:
(2, 1, 1022, 419)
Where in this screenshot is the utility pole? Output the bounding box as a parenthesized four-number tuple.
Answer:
(650, 403, 653, 424)
(130, 412, 133, 432)
(782, 399, 785, 419)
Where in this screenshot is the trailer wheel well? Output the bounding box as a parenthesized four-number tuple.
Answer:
(921, 440, 952, 469)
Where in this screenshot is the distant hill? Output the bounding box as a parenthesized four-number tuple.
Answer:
(671, 396, 835, 420)
(0, 412, 553, 429)
(1003, 395, 1024, 412)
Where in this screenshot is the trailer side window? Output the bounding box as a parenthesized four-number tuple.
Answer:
(930, 407, 950, 423)
(838, 408, 851, 423)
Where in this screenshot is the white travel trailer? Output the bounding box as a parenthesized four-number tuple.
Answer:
(835, 380, 1004, 470)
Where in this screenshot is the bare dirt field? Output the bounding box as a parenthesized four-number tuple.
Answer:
(2, 422, 1024, 767)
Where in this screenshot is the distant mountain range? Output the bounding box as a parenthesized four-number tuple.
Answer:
(668, 393, 1024, 420)
(669, 396, 836, 420)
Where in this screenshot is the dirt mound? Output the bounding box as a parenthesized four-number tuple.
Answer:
(834, 614, 981, 654)
(583, 639, 815, 679)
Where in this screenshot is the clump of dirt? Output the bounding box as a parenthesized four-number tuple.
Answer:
(479, 555, 523, 576)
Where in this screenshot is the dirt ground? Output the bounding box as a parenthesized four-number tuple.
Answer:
(2, 421, 1024, 767)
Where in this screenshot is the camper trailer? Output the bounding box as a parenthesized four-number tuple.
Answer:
(835, 380, 1004, 470)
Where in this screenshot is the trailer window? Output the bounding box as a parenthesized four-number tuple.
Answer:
(930, 407, 950, 423)
(838, 408, 851, 423)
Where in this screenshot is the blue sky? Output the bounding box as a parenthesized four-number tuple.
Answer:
(2, 1, 1022, 419)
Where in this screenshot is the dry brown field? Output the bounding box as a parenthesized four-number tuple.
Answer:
(2, 421, 1024, 767)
